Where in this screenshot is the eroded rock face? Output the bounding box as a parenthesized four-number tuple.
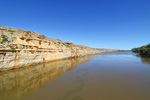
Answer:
(0, 26, 118, 71)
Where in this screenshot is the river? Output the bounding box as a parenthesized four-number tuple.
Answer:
(0, 51, 150, 100)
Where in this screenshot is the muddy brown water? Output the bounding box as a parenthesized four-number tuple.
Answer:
(0, 51, 150, 100)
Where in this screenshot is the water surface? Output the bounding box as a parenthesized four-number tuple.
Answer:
(1, 51, 150, 100)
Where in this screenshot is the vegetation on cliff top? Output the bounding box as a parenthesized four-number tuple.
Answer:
(132, 44, 150, 57)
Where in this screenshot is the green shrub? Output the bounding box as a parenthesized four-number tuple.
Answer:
(8, 30, 15, 34)
(132, 43, 150, 57)
(66, 45, 72, 47)
(9, 46, 15, 50)
(1, 38, 8, 43)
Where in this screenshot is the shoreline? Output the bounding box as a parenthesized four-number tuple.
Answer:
(0, 50, 119, 72)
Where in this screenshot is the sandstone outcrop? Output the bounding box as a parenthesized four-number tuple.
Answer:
(0, 26, 118, 71)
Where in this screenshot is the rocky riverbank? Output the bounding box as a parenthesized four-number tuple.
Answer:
(0, 26, 118, 71)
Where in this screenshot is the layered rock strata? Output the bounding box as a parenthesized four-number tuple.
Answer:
(0, 26, 117, 71)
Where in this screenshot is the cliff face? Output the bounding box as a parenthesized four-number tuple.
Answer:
(0, 26, 117, 71)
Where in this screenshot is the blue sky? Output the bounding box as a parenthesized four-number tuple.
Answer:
(0, 0, 150, 50)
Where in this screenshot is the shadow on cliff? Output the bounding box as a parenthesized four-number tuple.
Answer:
(0, 56, 93, 100)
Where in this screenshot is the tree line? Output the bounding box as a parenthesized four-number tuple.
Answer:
(132, 44, 150, 57)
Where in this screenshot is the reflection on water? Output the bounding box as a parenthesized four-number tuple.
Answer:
(137, 56, 150, 64)
(1, 51, 150, 100)
(0, 56, 92, 100)
(141, 57, 150, 64)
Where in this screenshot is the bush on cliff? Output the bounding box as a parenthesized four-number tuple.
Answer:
(132, 44, 150, 57)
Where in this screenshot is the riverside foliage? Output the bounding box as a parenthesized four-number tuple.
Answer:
(132, 44, 150, 57)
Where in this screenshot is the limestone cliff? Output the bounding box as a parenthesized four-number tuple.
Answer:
(0, 26, 117, 71)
